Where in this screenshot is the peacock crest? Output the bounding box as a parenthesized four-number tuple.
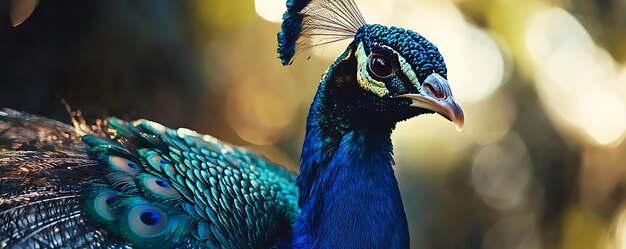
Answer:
(278, 0, 366, 65)
(0, 0, 464, 248)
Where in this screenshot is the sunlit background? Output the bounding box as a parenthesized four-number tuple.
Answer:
(1, 0, 626, 248)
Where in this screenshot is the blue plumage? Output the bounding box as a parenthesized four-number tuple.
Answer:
(0, 0, 465, 248)
(277, 0, 311, 65)
(358, 25, 448, 81)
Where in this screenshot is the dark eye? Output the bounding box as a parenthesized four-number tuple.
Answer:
(367, 53, 395, 81)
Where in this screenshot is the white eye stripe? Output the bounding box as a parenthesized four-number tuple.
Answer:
(377, 44, 421, 88)
(356, 42, 389, 97)
(356, 42, 422, 97)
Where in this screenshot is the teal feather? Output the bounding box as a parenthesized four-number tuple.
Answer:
(0, 0, 461, 248)
(135, 173, 181, 202)
(81, 119, 299, 249)
(0, 109, 299, 249)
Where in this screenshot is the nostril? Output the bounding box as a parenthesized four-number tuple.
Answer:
(424, 83, 445, 99)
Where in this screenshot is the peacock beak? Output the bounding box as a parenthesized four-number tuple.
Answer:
(396, 73, 465, 131)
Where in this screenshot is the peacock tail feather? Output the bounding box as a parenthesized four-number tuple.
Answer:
(1, 0, 465, 248)
(0, 109, 299, 249)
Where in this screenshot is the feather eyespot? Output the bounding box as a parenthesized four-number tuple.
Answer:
(94, 191, 118, 220)
(148, 153, 168, 167)
(128, 205, 168, 237)
(127, 162, 140, 169)
(140, 210, 160, 225)
(108, 156, 141, 173)
(367, 53, 396, 81)
(138, 174, 179, 198)
(105, 194, 119, 205)
(155, 180, 169, 187)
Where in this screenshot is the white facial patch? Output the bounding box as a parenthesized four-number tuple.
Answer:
(379, 44, 421, 88)
(355, 42, 422, 97)
(355, 42, 389, 97)
(397, 53, 421, 88)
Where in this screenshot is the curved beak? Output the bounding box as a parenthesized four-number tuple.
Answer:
(397, 73, 465, 131)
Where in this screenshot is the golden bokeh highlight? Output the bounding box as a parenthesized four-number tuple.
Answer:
(228, 0, 626, 247)
(8, 0, 626, 248)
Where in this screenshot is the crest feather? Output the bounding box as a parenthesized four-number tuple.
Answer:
(278, 0, 366, 65)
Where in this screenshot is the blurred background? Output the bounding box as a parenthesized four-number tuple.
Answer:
(1, 0, 625, 248)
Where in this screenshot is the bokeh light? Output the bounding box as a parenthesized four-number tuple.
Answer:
(3, 0, 626, 248)
(615, 208, 626, 249)
(526, 7, 626, 146)
(255, 0, 285, 23)
(472, 133, 531, 210)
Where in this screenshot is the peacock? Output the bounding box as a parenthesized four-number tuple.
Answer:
(0, 0, 464, 248)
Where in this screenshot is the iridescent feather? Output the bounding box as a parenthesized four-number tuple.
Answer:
(1, 0, 460, 248)
(0, 109, 299, 249)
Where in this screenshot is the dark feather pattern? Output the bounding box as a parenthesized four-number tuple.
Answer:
(0, 109, 299, 249)
(278, 0, 366, 65)
(0, 109, 129, 248)
(0, 109, 87, 153)
(0, 0, 458, 246)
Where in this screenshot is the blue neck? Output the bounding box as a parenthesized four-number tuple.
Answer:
(291, 74, 410, 249)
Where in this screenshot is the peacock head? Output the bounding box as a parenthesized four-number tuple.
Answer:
(278, 0, 464, 130)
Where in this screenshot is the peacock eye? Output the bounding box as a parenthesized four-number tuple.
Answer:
(128, 205, 168, 237)
(367, 53, 395, 81)
(94, 191, 118, 221)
